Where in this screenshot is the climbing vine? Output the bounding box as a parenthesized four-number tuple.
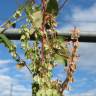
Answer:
(0, 0, 79, 96)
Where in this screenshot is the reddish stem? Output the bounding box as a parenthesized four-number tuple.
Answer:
(41, 0, 47, 64)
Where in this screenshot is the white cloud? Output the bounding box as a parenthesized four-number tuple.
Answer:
(0, 60, 32, 95)
(17, 67, 32, 81)
(0, 75, 31, 96)
(63, 88, 96, 96)
(71, 3, 96, 31)
(73, 89, 96, 96)
(0, 59, 12, 65)
(72, 4, 96, 20)
(0, 67, 10, 74)
(0, 59, 14, 75)
(60, 3, 96, 32)
(0, 75, 18, 87)
(78, 43, 96, 72)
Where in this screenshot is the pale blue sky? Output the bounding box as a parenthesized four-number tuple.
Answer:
(0, 0, 96, 96)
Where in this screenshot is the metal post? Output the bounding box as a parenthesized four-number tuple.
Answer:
(0, 28, 96, 42)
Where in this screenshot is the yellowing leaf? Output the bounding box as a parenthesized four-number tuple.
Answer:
(32, 11, 42, 28)
(16, 61, 25, 69)
(68, 76, 74, 83)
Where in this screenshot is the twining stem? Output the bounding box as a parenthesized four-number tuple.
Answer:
(41, 0, 47, 64)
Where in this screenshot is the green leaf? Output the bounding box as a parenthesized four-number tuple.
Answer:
(0, 34, 19, 60)
(46, 0, 59, 16)
(0, 39, 2, 43)
(54, 54, 68, 66)
(0, 34, 16, 51)
(55, 54, 65, 64)
(64, 59, 68, 67)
